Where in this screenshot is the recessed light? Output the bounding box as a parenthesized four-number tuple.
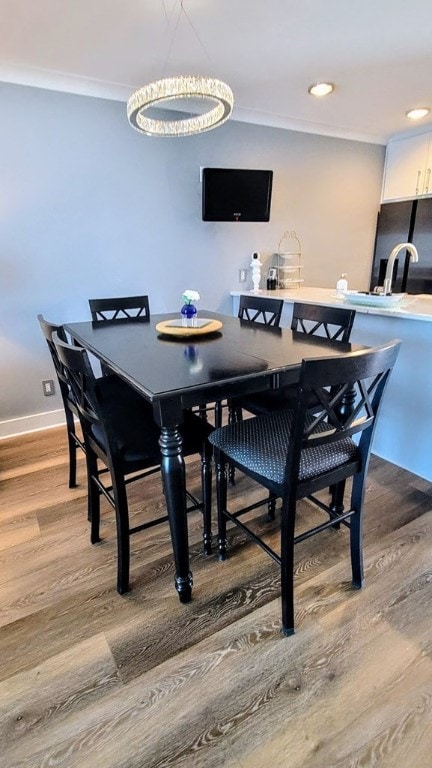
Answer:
(406, 107, 430, 120)
(308, 82, 335, 97)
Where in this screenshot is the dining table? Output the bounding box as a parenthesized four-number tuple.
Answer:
(64, 310, 364, 603)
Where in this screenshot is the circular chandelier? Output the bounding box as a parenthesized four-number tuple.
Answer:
(127, 75, 234, 137)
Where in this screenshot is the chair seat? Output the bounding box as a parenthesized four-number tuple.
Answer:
(209, 409, 359, 484)
(233, 385, 322, 415)
(91, 376, 211, 468)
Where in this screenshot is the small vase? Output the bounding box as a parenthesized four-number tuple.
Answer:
(181, 303, 197, 327)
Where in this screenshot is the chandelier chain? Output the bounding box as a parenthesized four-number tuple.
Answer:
(161, 0, 212, 78)
(162, 1, 183, 77)
(180, 1, 212, 63)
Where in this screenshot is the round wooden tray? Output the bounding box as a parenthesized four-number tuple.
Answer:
(155, 318, 223, 337)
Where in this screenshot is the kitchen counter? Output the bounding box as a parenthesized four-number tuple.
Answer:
(231, 287, 432, 482)
(230, 287, 432, 322)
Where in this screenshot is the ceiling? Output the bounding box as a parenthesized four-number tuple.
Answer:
(1, 0, 431, 145)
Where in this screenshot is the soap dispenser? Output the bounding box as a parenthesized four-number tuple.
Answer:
(336, 273, 348, 297)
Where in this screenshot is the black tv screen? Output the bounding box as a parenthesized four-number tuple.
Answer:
(202, 168, 273, 222)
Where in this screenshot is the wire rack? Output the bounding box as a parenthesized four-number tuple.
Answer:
(277, 230, 303, 289)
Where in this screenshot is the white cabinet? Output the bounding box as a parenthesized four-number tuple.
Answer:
(382, 131, 432, 202)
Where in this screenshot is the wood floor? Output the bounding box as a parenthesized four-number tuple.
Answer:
(0, 426, 431, 767)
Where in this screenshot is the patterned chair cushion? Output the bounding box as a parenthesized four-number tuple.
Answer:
(209, 409, 359, 484)
(232, 385, 320, 415)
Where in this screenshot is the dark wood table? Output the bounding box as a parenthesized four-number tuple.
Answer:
(65, 310, 363, 602)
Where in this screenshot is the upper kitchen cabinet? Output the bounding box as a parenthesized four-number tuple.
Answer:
(382, 131, 432, 202)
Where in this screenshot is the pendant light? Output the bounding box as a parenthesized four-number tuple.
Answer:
(127, 2, 233, 138)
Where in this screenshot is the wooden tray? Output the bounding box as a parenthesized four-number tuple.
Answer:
(155, 318, 223, 337)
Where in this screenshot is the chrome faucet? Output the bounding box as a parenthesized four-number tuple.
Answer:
(382, 242, 419, 295)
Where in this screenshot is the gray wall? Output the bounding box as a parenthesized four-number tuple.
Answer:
(0, 82, 384, 426)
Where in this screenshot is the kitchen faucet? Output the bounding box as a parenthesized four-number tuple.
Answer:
(382, 242, 419, 295)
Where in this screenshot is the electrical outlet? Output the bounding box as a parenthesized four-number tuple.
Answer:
(42, 379, 55, 396)
(239, 268, 247, 282)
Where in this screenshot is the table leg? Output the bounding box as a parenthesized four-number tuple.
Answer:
(159, 425, 193, 603)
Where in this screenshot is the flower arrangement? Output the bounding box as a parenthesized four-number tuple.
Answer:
(181, 289, 200, 305)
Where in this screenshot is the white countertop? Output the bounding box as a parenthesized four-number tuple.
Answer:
(230, 287, 432, 323)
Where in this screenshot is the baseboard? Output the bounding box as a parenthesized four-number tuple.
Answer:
(0, 409, 66, 440)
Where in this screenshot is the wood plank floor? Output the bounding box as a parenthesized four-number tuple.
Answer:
(0, 426, 431, 767)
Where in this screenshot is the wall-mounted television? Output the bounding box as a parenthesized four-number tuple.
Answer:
(202, 168, 273, 222)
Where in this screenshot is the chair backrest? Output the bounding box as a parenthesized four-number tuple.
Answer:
(238, 295, 284, 326)
(52, 332, 99, 429)
(52, 333, 137, 460)
(285, 339, 402, 489)
(291, 302, 355, 343)
(88, 295, 150, 324)
(37, 314, 70, 391)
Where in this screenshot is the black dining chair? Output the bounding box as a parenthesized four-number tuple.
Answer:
(237, 294, 284, 326)
(210, 295, 284, 485)
(53, 333, 213, 596)
(209, 339, 401, 636)
(226, 295, 284, 420)
(231, 302, 356, 512)
(195, 295, 285, 436)
(38, 314, 86, 489)
(233, 302, 356, 417)
(88, 295, 151, 377)
(88, 295, 150, 323)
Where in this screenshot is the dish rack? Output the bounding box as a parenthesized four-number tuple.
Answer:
(276, 230, 303, 289)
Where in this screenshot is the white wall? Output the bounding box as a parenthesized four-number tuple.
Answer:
(0, 82, 385, 432)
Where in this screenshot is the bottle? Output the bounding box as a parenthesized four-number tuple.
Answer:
(267, 267, 277, 290)
(336, 273, 348, 297)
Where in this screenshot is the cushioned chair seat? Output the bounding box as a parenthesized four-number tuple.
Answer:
(234, 386, 321, 415)
(209, 409, 359, 484)
(91, 404, 210, 467)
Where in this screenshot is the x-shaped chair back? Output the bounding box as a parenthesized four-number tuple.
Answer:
(38, 315, 70, 389)
(238, 295, 284, 326)
(285, 340, 402, 490)
(291, 302, 355, 342)
(89, 295, 150, 324)
(52, 334, 100, 433)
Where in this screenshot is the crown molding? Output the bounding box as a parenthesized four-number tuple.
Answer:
(0, 62, 386, 145)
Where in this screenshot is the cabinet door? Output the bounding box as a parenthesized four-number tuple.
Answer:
(369, 201, 413, 292)
(382, 133, 430, 201)
(407, 198, 432, 294)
